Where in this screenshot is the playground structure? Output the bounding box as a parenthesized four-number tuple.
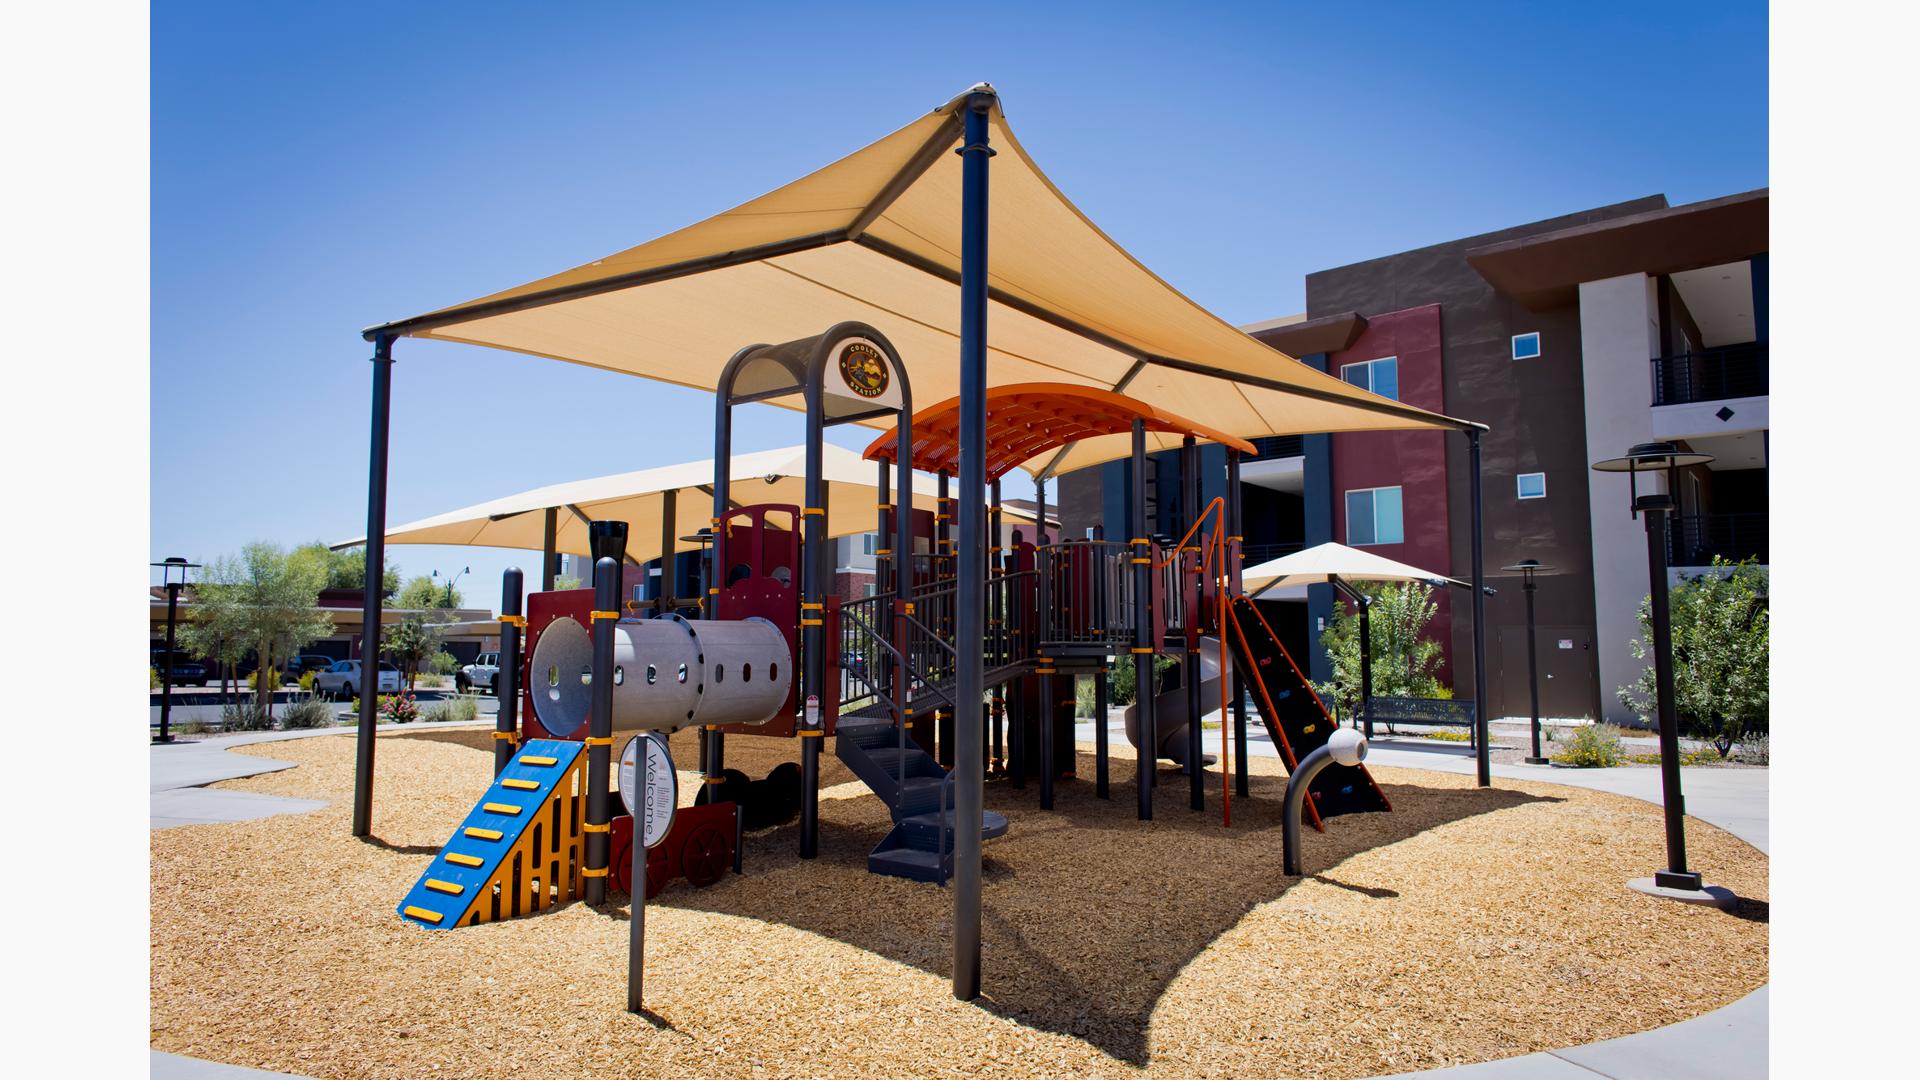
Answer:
(362, 86, 1495, 998)
(400, 324, 1399, 926)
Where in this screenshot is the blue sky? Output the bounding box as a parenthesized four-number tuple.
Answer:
(151, 1, 1767, 610)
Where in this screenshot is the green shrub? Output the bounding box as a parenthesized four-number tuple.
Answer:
(1732, 733, 1769, 766)
(150, 667, 162, 691)
(1075, 677, 1096, 718)
(1619, 557, 1768, 756)
(1552, 723, 1627, 768)
(1422, 729, 1472, 743)
(424, 696, 479, 723)
(297, 670, 317, 693)
(427, 650, 462, 676)
(1626, 745, 1721, 767)
(280, 694, 334, 729)
(1105, 655, 1176, 707)
(221, 700, 275, 731)
(245, 668, 282, 693)
(174, 719, 213, 736)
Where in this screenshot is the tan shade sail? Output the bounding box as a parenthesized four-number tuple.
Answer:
(333, 444, 1039, 564)
(1242, 541, 1468, 596)
(366, 87, 1476, 481)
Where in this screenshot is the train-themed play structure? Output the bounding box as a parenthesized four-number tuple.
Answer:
(396, 323, 1390, 931)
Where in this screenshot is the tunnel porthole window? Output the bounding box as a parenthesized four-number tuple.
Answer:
(677, 663, 688, 684)
(771, 566, 792, 586)
(546, 665, 558, 687)
(646, 665, 657, 685)
(768, 662, 778, 683)
(579, 665, 592, 687)
(742, 662, 751, 683)
(613, 665, 624, 686)
(715, 663, 725, 684)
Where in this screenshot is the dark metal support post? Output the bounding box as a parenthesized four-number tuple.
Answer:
(495, 567, 523, 775)
(1036, 475, 1054, 810)
(352, 333, 394, 838)
(1227, 449, 1248, 798)
(989, 478, 1004, 774)
(1330, 575, 1374, 737)
(1643, 499, 1697, 887)
(1094, 670, 1110, 798)
(1181, 437, 1203, 811)
(585, 552, 619, 906)
(656, 491, 677, 614)
(155, 570, 184, 744)
(542, 507, 558, 592)
(951, 90, 992, 1002)
(799, 383, 827, 861)
(1130, 418, 1155, 822)
(1523, 571, 1546, 764)
(1467, 429, 1490, 786)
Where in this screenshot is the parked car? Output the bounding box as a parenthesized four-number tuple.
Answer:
(456, 652, 501, 693)
(151, 650, 209, 687)
(313, 660, 401, 698)
(281, 655, 339, 684)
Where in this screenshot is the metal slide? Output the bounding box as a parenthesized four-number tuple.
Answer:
(1119, 637, 1222, 766)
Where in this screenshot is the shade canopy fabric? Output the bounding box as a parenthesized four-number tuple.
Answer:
(333, 444, 1034, 564)
(862, 383, 1259, 483)
(1241, 542, 1467, 595)
(365, 86, 1476, 481)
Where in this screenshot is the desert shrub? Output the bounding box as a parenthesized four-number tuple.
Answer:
(378, 692, 420, 724)
(297, 671, 317, 693)
(280, 694, 334, 729)
(150, 667, 161, 691)
(1422, 729, 1472, 743)
(1732, 733, 1769, 766)
(1552, 723, 1626, 768)
(1075, 677, 1096, 718)
(424, 696, 479, 723)
(1626, 745, 1721, 767)
(221, 700, 275, 731)
(174, 719, 213, 736)
(427, 650, 461, 675)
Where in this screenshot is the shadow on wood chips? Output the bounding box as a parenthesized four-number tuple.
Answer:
(613, 742, 1558, 1066)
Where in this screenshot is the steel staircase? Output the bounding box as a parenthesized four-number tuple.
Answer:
(834, 715, 1009, 883)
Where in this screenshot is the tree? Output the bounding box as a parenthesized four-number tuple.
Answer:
(1313, 581, 1449, 721)
(383, 608, 454, 689)
(397, 574, 463, 610)
(178, 542, 333, 714)
(1618, 557, 1769, 757)
(291, 543, 400, 599)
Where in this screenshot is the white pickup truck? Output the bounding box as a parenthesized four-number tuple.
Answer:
(456, 652, 501, 693)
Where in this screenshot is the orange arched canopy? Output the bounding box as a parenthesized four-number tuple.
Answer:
(863, 383, 1258, 482)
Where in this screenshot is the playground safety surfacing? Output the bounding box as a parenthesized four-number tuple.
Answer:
(151, 727, 1768, 1078)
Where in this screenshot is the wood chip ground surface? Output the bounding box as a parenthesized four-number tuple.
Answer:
(151, 727, 1767, 1078)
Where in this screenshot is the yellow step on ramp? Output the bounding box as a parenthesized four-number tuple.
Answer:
(396, 739, 588, 930)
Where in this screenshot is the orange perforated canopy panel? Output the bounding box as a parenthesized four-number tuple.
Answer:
(863, 383, 1259, 482)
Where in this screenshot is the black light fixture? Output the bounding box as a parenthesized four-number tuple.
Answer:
(152, 556, 200, 745)
(1499, 559, 1556, 764)
(432, 565, 471, 607)
(1591, 442, 1734, 908)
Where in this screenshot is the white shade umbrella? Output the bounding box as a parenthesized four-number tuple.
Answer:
(1241, 541, 1467, 598)
(333, 443, 1037, 565)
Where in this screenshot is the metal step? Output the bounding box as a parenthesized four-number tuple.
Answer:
(867, 844, 948, 883)
(897, 807, 1011, 843)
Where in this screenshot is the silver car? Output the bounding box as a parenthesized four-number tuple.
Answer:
(313, 660, 402, 698)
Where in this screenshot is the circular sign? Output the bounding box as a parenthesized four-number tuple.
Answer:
(618, 733, 677, 849)
(837, 340, 890, 399)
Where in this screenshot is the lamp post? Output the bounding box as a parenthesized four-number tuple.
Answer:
(1591, 442, 1734, 908)
(152, 557, 199, 744)
(433, 566, 469, 607)
(1500, 559, 1555, 765)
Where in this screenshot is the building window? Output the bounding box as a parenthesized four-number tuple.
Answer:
(861, 533, 876, 555)
(1512, 332, 1541, 360)
(1517, 472, 1547, 500)
(863, 582, 877, 598)
(1340, 356, 1399, 400)
(1345, 486, 1404, 546)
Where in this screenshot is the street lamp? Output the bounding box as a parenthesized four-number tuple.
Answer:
(433, 566, 470, 607)
(151, 556, 200, 745)
(1591, 442, 1734, 908)
(1500, 559, 1556, 765)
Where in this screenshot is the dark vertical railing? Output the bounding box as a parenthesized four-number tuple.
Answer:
(1181, 436, 1203, 811)
(1227, 448, 1248, 799)
(495, 567, 523, 776)
(1467, 429, 1490, 787)
(1036, 476, 1054, 810)
(585, 549, 621, 906)
(1131, 418, 1155, 821)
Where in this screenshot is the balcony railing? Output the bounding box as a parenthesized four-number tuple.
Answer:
(1249, 434, 1303, 460)
(1241, 540, 1305, 566)
(1651, 342, 1768, 406)
(1668, 512, 1768, 567)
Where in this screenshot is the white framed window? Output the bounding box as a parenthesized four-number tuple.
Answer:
(1511, 332, 1541, 360)
(861, 533, 876, 555)
(1339, 356, 1399, 400)
(1344, 486, 1404, 546)
(863, 582, 878, 597)
(1516, 472, 1547, 500)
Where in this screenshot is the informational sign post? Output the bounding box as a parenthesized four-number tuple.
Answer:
(619, 733, 675, 1015)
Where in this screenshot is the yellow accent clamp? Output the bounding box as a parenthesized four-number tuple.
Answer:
(797, 729, 825, 738)
(1130, 558, 1152, 565)
(1130, 647, 1155, 655)
(803, 507, 825, 516)
(875, 548, 893, 556)
(580, 866, 609, 878)
(703, 776, 726, 785)
(584, 736, 614, 747)
(591, 610, 620, 621)
(491, 731, 515, 741)
(709, 587, 721, 595)
(497, 614, 526, 627)
(876, 503, 895, 511)
(583, 822, 610, 834)
(800, 618, 823, 626)
(800, 601, 825, 611)
(1131, 537, 1150, 545)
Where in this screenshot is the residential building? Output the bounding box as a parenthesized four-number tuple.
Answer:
(1060, 189, 1768, 724)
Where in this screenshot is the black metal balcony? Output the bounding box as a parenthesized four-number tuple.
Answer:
(1668, 512, 1768, 567)
(1651, 342, 1768, 406)
(1249, 434, 1303, 460)
(1241, 540, 1305, 565)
